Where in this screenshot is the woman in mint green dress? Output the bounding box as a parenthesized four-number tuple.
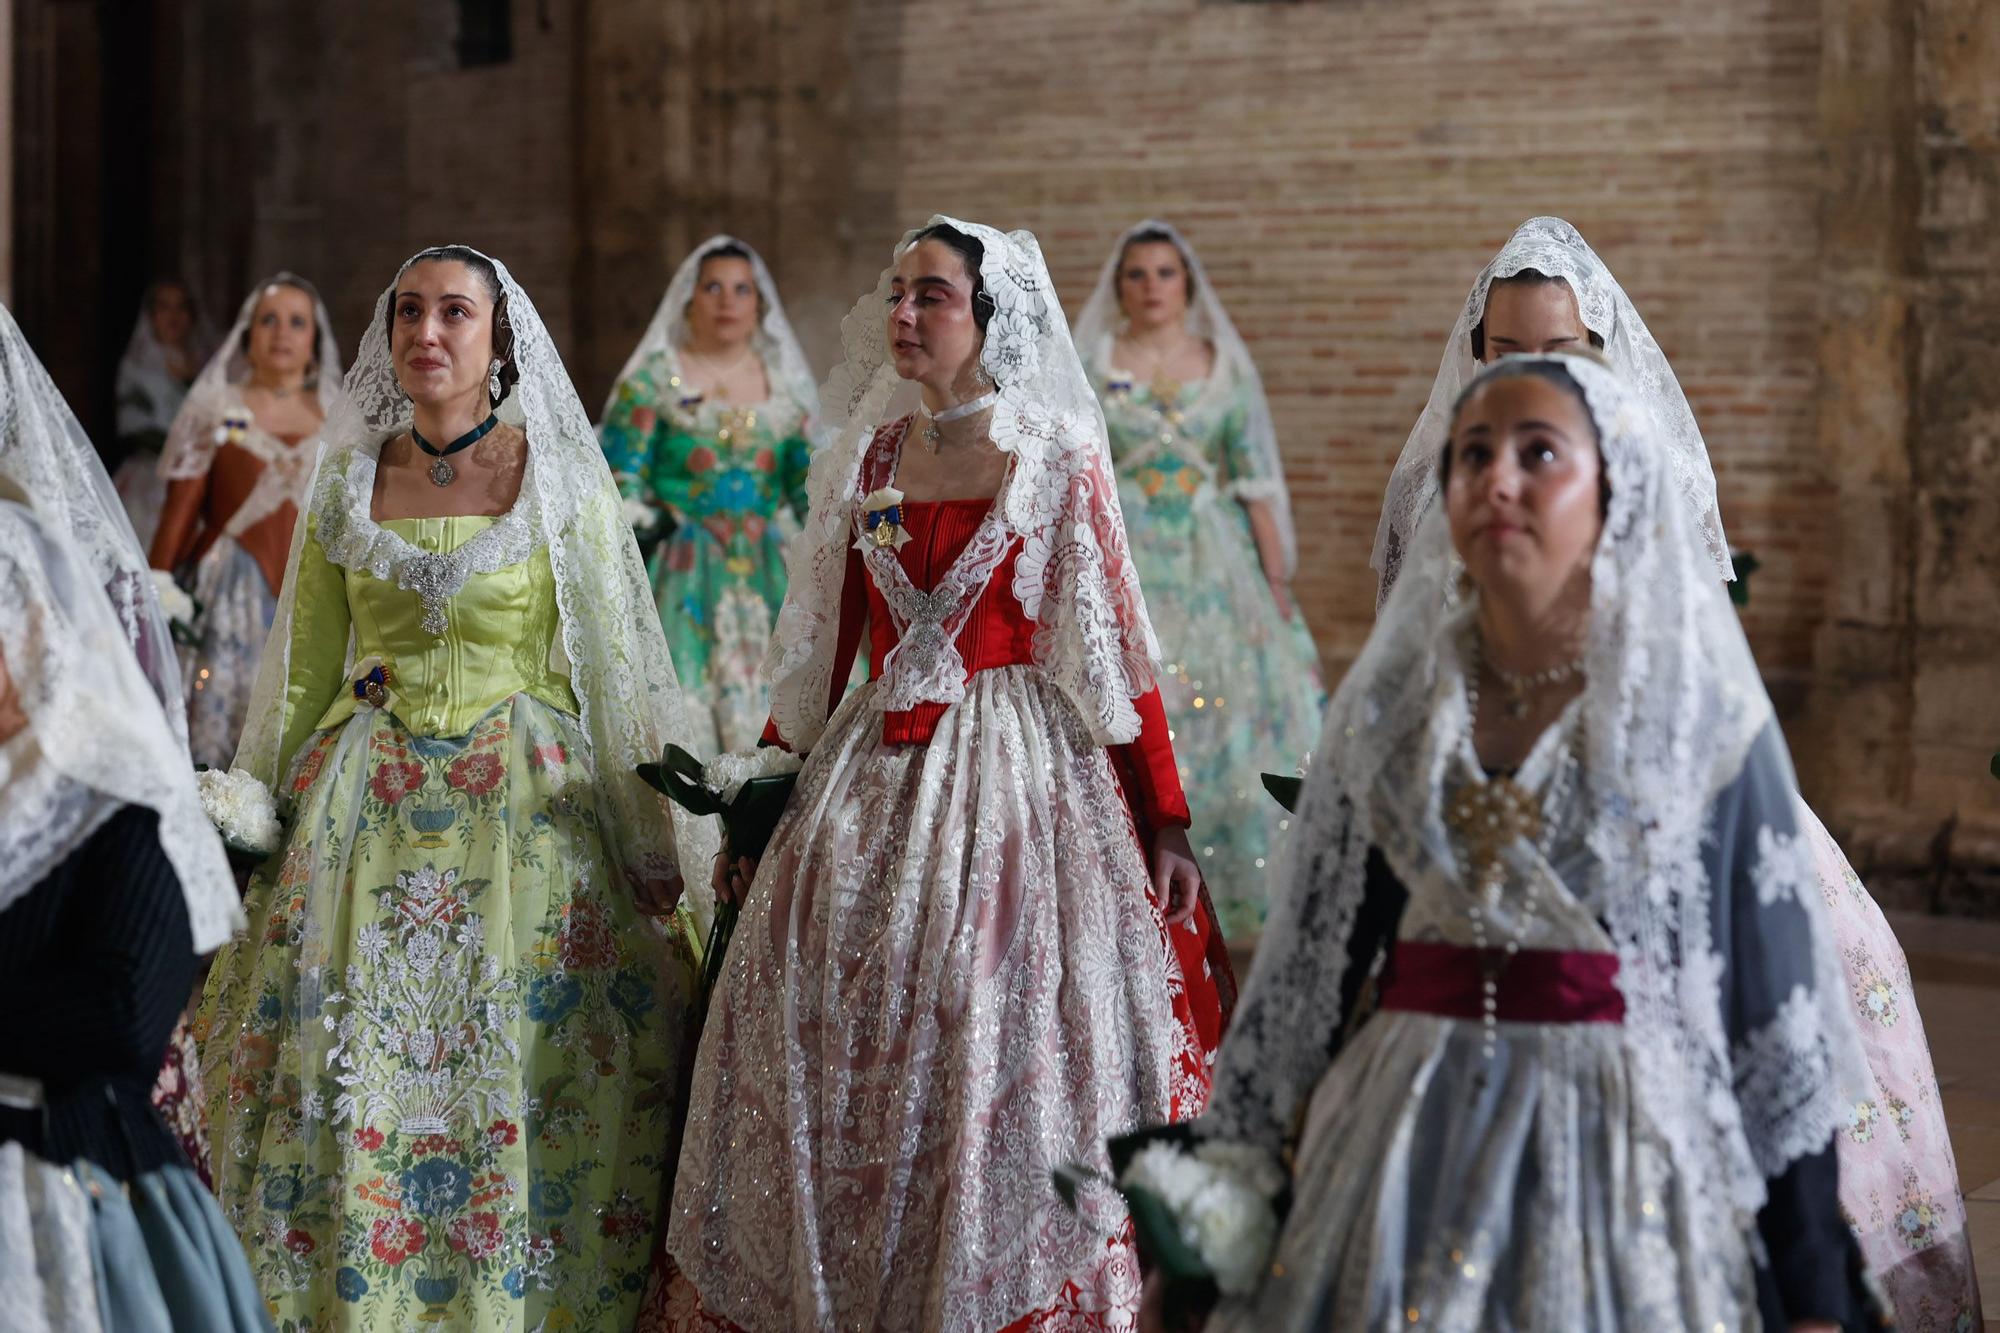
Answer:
(1073, 220, 1325, 938)
(196, 245, 717, 1332)
(600, 237, 820, 754)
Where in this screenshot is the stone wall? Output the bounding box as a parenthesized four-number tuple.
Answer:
(1797, 0, 2000, 910)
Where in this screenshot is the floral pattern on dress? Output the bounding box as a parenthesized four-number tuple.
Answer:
(601, 357, 815, 755)
(199, 697, 700, 1331)
(1091, 367, 1324, 937)
(1798, 803, 1981, 1327)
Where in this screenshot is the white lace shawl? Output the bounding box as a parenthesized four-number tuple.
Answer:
(158, 274, 342, 523)
(1372, 217, 1730, 602)
(1207, 354, 1867, 1257)
(599, 234, 819, 433)
(764, 215, 1161, 749)
(1070, 218, 1297, 576)
(230, 247, 719, 911)
(0, 301, 187, 742)
(0, 501, 242, 951)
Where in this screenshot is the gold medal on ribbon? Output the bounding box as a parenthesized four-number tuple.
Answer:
(859, 486, 912, 551)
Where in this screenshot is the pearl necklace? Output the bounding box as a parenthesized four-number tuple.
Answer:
(1485, 652, 1586, 720)
(1449, 631, 1581, 1068)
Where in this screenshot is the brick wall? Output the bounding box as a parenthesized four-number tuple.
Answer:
(830, 0, 1832, 702)
(189, 0, 1995, 898)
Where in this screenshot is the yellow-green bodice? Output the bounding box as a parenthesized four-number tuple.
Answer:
(279, 515, 578, 775)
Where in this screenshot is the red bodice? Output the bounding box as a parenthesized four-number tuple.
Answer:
(762, 494, 1191, 835)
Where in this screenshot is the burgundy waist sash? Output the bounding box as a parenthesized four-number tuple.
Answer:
(1378, 939, 1626, 1024)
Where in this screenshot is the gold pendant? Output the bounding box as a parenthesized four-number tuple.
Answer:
(1149, 372, 1182, 405)
(1444, 775, 1542, 887)
(859, 486, 911, 550)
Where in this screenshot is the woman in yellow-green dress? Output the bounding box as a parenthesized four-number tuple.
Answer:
(196, 245, 717, 1331)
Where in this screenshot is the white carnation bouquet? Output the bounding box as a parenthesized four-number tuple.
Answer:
(149, 568, 199, 644)
(195, 766, 282, 859)
(1118, 1139, 1286, 1297)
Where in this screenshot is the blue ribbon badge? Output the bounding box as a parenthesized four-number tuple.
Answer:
(859, 486, 912, 551)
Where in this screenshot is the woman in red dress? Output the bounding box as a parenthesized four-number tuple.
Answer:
(640, 218, 1232, 1332)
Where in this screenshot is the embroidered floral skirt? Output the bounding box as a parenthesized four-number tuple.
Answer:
(1803, 799, 1984, 1328)
(151, 1015, 212, 1189)
(651, 668, 1213, 1333)
(1116, 482, 1324, 939)
(649, 524, 789, 757)
(182, 537, 278, 770)
(195, 695, 701, 1331)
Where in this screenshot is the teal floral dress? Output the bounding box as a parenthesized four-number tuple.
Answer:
(1089, 360, 1326, 938)
(601, 350, 814, 754)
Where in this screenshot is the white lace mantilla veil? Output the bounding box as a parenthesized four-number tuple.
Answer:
(116, 280, 217, 435)
(1070, 217, 1298, 576)
(231, 246, 719, 914)
(1212, 355, 1869, 1276)
(157, 273, 343, 530)
(764, 215, 1162, 750)
(599, 234, 819, 427)
(0, 300, 187, 740)
(1372, 216, 1731, 604)
(0, 500, 242, 950)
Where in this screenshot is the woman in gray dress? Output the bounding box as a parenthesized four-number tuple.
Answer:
(1126, 353, 1879, 1332)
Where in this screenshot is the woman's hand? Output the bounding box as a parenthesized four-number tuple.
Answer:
(1150, 826, 1202, 927)
(1266, 574, 1296, 621)
(710, 842, 759, 907)
(632, 868, 685, 919)
(1137, 1271, 1208, 1333)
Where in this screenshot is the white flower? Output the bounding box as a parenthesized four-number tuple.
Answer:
(702, 746, 803, 803)
(149, 569, 195, 627)
(983, 308, 1043, 385)
(195, 767, 282, 854)
(1120, 1139, 1285, 1297)
(622, 496, 658, 529)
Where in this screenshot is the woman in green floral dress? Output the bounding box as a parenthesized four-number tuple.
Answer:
(1073, 221, 1325, 938)
(195, 245, 717, 1331)
(600, 237, 820, 754)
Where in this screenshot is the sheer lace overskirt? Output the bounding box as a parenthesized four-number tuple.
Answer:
(0, 1143, 103, 1333)
(765, 217, 1160, 751)
(230, 247, 718, 911)
(667, 667, 1194, 1332)
(157, 273, 342, 485)
(181, 538, 279, 770)
(1069, 218, 1297, 575)
(1202, 357, 1867, 1293)
(1371, 217, 1730, 602)
(0, 503, 240, 948)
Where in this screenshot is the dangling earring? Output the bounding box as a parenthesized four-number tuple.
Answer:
(972, 363, 993, 389)
(487, 357, 504, 404)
